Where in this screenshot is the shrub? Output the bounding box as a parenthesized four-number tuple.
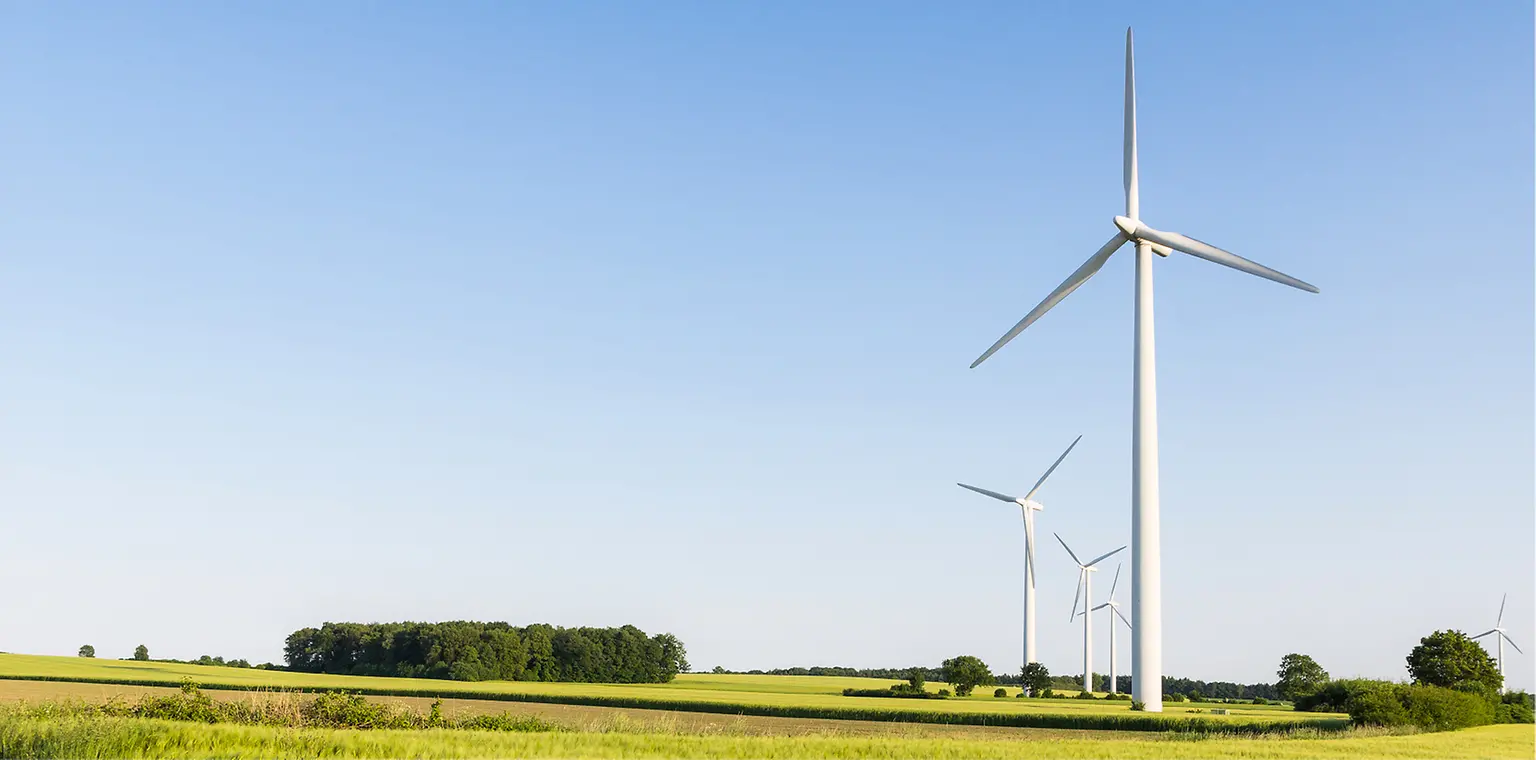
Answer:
(993, 688, 1008, 698)
(1105, 693, 1131, 701)
(1015, 692, 1027, 698)
(77, 645, 95, 659)
(1347, 683, 1495, 732)
(937, 689, 951, 697)
(1347, 688, 1409, 727)
(1295, 679, 1392, 713)
(1075, 691, 1097, 700)
(1166, 693, 1186, 703)
(1040, 688, 1055, 699)
(1251, 697, 1268, 705)
(1497, 691, 1534, 724)
(1130, 700, 1146, 711)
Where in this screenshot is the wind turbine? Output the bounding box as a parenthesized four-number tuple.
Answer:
(957, 435, 1083, 669)
(967, 29, 1318, 711)
(1089, 563, 1133, 695)
(1056, 533, 1125, 694)
(1471, 593, 1523, 689)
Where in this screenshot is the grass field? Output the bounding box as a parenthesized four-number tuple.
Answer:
(0, 653, 1338, 733)
(0, 713, 1528, 759)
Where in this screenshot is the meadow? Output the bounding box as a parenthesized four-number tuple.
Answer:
(0, 654, 1335, 733)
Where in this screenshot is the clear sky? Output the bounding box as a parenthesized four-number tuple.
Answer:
(1, 2, 1530, 691)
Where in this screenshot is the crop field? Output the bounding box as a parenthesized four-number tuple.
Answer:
(0, 713, 1529, 759)
(0, 654, 1337, 732)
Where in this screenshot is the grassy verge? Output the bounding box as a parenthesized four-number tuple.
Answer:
(0, 714, 1528, 760)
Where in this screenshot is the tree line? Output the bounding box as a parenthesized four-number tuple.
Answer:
(717, 664, 1277, 700)
(283, 621, 688, 683)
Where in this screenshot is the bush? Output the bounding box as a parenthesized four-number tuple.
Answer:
(1040, 688, 1055, 699)
(1130, 700, 1145, 711)
(77, 645, 95, 659)
(1104, 693, 1131, 701)
(1251, 697, 1268, 705)
(1497, 691, 1534, 724)
(1166, 693, 1186, 703)
(1347, 683, 1495, 732)
(1295, 679, 1391, 713)
(937, 689, 951, 697)
(1015, 691, 1027, 698)
(993, 688, 1008, 698)
(1074, 691, 1097, 700)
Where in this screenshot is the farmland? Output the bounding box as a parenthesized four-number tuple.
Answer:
(0, 710, 1529, 759)
(0, 654, 1335, 732)
(0, 656, 1529, 758)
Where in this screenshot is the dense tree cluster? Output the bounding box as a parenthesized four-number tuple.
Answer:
(283, 622, 688, 683)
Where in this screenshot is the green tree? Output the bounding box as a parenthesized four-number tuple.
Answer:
(906, 667, 926, 693)
(133, 645, 149, 661)
(1020, 662, 1051, 697)
(1276, 653, 1330, 700)
(1407, 630, 1502, 692)
(77, 645, 95, 658)
(940, 655, 993, 697)
(654, 632, 689, 679)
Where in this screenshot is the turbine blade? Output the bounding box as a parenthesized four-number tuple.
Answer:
(1022, 509, 1037, 581)
(1133, 225, 1319, 294)
(956, 483, 1020, 503)
(1124, 27, 1137, 218)
(1471, 629, 1498, 640)
(1498, 593, 1507, 627)
(1023, 434, 1083, 501)
(1091, 602, 1110, 611)
(1084, 545, 1127, 568)
(1054, 532, 1084, 567)
(1114, 606, 1133, 629)
(1108, 563, 1122, 599)
(969, 234, 1128, 368)
(1070, 569, 1084, 622)
(1500, 632, 1523, 654)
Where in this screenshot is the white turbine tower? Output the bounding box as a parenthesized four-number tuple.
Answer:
(1056, 533, 1125, 694)
(1089, 563, 1133, 695)
(957, 435, 1083, 669)
(1471, 593, 1523, 689)
(968, 29, 1318, 711)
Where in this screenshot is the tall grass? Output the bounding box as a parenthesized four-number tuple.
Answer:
(0, 714, 1526, 760)
(9, 681, 563, 734)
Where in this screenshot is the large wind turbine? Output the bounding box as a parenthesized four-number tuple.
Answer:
(968, 29, 1318, 711)
(1056, 533, 1125, 694)
(956, 435, 1083, 669)
(1089, 564, 1133, 695)
(1471, 593, 1523, 689)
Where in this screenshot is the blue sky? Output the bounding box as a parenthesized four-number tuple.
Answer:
(0, 1, 1530, 690)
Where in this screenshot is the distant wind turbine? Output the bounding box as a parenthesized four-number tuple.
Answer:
(1056, 533, 1126, 694)
(957, 435, 1083, 668)
(1089, 563, 1133, 695)
(1471, 593, 1523, 689)
(966, 28, 1319, 711)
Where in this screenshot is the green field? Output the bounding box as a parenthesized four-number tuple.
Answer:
(0, 713, 1528, 759)
(0, 654, 1336, 732)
